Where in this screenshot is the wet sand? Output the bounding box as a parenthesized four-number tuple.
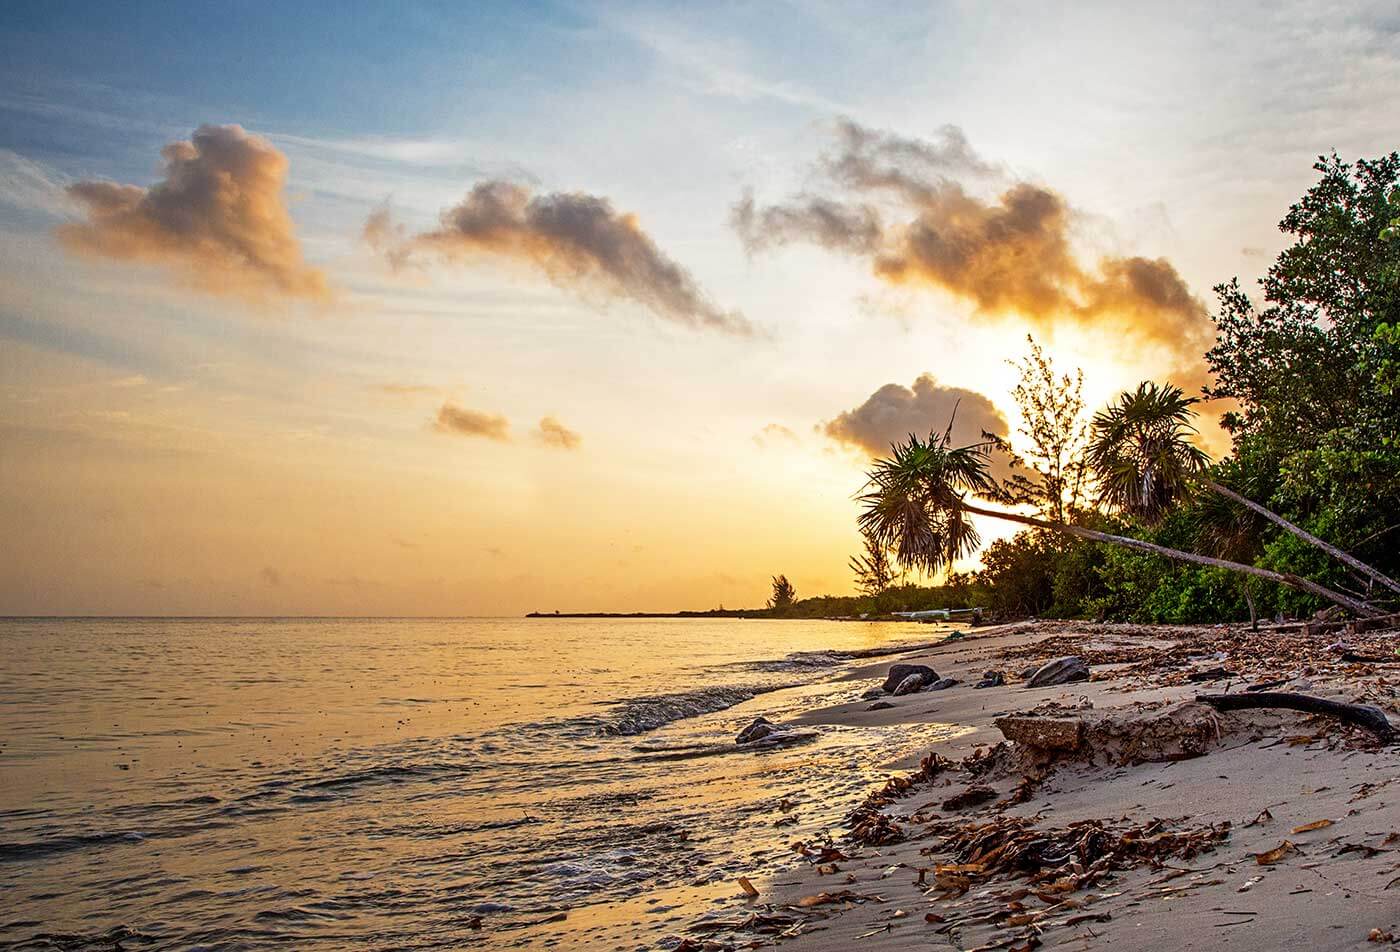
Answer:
(683, 620, 1400, 951)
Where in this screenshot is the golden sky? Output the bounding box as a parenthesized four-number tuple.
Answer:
(2, 2, 1398, 614)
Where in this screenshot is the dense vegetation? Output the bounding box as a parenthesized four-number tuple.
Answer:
(774, 153, 1400, 624)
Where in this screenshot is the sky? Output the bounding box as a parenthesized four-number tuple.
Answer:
(1, 1, 1398, 615)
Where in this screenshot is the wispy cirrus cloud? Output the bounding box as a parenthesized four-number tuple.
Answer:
(0, 149, 76, 216)
(57, 124, 330, 302)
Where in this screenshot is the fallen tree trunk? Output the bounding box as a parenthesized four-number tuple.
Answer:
(1207, 481, 1400, 598)
(1196, 692, 1394, 742)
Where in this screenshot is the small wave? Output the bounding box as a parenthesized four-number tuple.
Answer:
(0, 830, 146, 862)
(304, 762, 459, 790)
(729, 651, 843, 672)
(594, 683, 797, 736)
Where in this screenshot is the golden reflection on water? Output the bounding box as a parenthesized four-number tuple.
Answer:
(1, 617, 961, 948)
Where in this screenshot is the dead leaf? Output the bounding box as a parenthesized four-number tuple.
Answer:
(1244, 808, 1273, 828)
(1291, 819, 1334, 834)
(796, 889, 874, 907)
(1253, 840, 1297, 865)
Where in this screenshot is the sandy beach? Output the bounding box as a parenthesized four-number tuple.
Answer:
(679, 620, 1400, 951)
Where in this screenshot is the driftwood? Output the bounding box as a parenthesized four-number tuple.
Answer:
(1196, 692, 1394, 742)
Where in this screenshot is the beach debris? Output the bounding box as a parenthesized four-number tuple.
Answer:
(928, 676, 961, 690)
(736, 717, 779, 745)
(848, 810, 904, 846)
(1237, 874, 1264, 892)
(1195, 692, 1395, 742)
(893, 673, 927, 696)
(861, 686, 887, 699)
(918, 815, 1229, 899)
(941, 785, 997, 810)
(795, 889, 882, 907)
(882, 663, 938, 693)
(1244, 808, 1273, 827)
(1291, 819, 1334, 834)
(863, 751, 954, 808)
(974, 670, 1005, 689)
(1253, 840, 1298, 864)
(1186, 666, 1237, 682)
(737, 876, 760, 898)
(995, 715, 1085, 753)
(1025, 656, 1090, 688)
(866, 700, 895, 711)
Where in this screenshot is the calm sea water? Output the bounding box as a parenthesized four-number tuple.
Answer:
(0, 617, 962, 950)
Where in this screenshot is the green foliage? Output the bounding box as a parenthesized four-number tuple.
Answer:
(1088, 382, 1210, 522)
(997, 336, 1090, 522)
(844, 157, 1400, 623)
(976, 531, 1059, 616)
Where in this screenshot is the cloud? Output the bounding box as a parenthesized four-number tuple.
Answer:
(535, 416, 581, 450)
(57, 124, 329, 302)
(822, 373, 1009, 459)
(732, 190, 882, 254)
(822, 117, 1001, 198)
(753, 422, 799, 447)
(736, 119, 1213, 387)
(0, 149, 75, 215)
(372, 382, 439, 397)
(368, 181, 750, 334)
(434, 402, 510, 441)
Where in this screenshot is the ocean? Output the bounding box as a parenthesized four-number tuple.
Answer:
(0, 617, 964, 950)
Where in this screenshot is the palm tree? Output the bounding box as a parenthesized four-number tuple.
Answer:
(859, 428, 1382, 618)
(1090, 382, 1400, 599)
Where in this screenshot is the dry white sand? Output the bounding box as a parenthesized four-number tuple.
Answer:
(689, 621, 1400, 951)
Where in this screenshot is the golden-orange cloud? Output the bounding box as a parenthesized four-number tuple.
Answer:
(823, 373, 1009, 457)
(535, 416, 581, 450)
(58, 124, 329, 302)
(736, 119, 1214, 391)
(369, 182, 750, 335)
(434, 403, 510, 441)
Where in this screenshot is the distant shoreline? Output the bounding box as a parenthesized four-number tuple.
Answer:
(525, 610, 761, 619)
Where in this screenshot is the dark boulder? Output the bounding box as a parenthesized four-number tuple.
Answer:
(882, 663, 938, 693)
(927, 677, 960, 691)
(974, 670, 1005, 689)
(892, 673, 927, 696)
(736, 716, 778, 744)
(1025, 656, 1090, 688)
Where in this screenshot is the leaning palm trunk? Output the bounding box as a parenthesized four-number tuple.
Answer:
(1206, 481, 1400, 598)
(959, 502, 1384, 619)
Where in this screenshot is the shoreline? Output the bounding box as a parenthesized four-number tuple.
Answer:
(672, 619, 1400, 951)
